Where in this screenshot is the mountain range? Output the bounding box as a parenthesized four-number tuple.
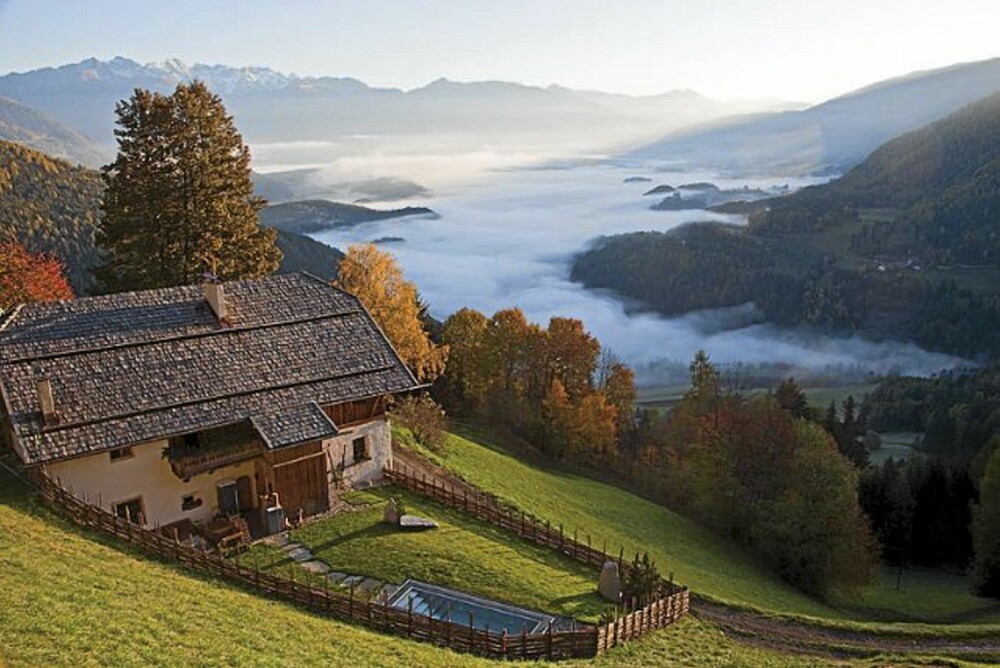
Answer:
(632, 58, 1000, 175)
(0, 57, 796, 157)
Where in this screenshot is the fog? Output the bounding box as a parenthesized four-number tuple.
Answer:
(258, 152, 966, 385)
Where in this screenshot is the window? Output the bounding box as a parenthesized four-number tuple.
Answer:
(352, 436, 369, 462)
(109, 446, 134, 462)
(113, 497, 145, 525)
(181, 494, 203, 511)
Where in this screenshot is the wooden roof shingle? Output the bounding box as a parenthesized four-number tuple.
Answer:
(0, 273, 420, 465)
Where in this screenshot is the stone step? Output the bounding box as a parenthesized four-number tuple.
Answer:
(300, 560, 331, 575)
(286, 546, 314, 563)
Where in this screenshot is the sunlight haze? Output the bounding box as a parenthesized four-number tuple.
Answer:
(1, 0, 997, 102)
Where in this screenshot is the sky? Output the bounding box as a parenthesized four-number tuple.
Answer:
(1, 0, 997, 103)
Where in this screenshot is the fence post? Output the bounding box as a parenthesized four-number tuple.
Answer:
(546, 622, 553, 660)
(521, 625, 527, 660)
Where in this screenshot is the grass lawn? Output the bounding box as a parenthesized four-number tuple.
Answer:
(1, 465, 906, 667)
(416, 426, 1000, 631)
(831, 567, 1000, 624)
(250, 486, 608, 622)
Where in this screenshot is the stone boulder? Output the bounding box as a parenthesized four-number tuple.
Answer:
(383, 498, 400, 525)
(598, 561, 622, 602)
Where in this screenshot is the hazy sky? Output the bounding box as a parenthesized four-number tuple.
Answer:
(1, 0, 997, 103)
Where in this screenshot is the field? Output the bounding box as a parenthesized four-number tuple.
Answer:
(2, 464, 890, 667)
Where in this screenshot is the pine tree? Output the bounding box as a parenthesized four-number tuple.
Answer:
(972, 445, 1000, 597)
(95, 82, 280, 291)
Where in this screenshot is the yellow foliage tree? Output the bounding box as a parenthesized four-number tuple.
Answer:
(335, 243, 448, 382)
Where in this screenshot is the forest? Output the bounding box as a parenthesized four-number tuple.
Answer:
(571, 93, 1000, 360)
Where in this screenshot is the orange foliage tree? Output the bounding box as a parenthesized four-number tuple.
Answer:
(0, 241, 74, 312)
(335, 243, 447, 382)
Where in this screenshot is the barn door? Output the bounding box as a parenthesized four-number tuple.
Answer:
(271, 451, 329, 518)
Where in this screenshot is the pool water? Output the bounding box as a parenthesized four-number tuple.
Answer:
(387, 580, 556, 633)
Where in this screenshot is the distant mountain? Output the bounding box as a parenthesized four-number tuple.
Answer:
(259, 200, 437, 235)
(631, 58, 1000, 175)
(0, 57, 796, 152)
(0, 96, 109, 167)
(0, 139, 344, 294)
(273, 230, 344, 281)
(575, 93, 1000, 359)
(251, 169, 430, 204)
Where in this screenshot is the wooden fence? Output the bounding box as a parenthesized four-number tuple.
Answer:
(23, 464, 687, 660)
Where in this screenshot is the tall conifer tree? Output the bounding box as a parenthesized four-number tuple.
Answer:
(96, 82, 280, 291)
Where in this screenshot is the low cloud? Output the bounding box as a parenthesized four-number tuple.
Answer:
(299, 159, 966, 382)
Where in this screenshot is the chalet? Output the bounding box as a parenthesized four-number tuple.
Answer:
(0, 273, 422, 538)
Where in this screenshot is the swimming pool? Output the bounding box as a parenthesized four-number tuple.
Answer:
(386, 580, 556, 633)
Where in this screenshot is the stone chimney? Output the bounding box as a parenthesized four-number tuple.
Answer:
(204, 280, 228, 323)
(37, 378, 58, 424)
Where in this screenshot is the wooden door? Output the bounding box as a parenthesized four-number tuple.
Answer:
(269, 442, 329, 518)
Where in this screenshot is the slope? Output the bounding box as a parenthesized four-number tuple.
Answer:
(0, 96, 109, 167)
(1, 464, 851, 667)
(632, 57, 1000, 175)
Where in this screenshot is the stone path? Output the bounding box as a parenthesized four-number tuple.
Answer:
(264, 533, 400, 603)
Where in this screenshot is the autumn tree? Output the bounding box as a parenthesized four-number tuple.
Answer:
(335, 243, 447, 382)
(600, 359, 637, 446)
(0, 241, 73, 311)
(438, 307, 491, 412)
(96, 81, 281, 291)
(546, 317, 600, 401)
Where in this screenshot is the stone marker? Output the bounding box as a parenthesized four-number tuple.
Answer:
(383, 498, 400, 525)
(599, 561, 622, 603)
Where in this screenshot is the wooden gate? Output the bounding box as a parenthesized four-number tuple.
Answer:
(260, 441, 330, 518)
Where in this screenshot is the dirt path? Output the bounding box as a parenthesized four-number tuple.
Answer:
(391, 442, 1000, 662)
(691, 598, 1000, 660)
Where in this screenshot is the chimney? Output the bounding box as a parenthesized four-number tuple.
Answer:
(37, 378, 58, 424)
(204, 280, 228, 323)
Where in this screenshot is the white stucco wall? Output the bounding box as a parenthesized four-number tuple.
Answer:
(43, 439, 256, 528)
(322, 418, 391, 489)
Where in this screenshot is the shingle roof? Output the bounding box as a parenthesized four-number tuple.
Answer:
(0, 273, 421, 465)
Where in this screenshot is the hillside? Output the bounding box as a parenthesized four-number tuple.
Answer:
(631, 57, 1000, 175)
(1, 464, 867, 668)
(574, 94, 1000, 359)
(0, 96, 109, 167)
(273, 229, 345, 280)
(754, 91, 1000, 265)
(0, 140, 345, 294)
(260, 199, 438, 235)
(0, 140, 103, 292)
